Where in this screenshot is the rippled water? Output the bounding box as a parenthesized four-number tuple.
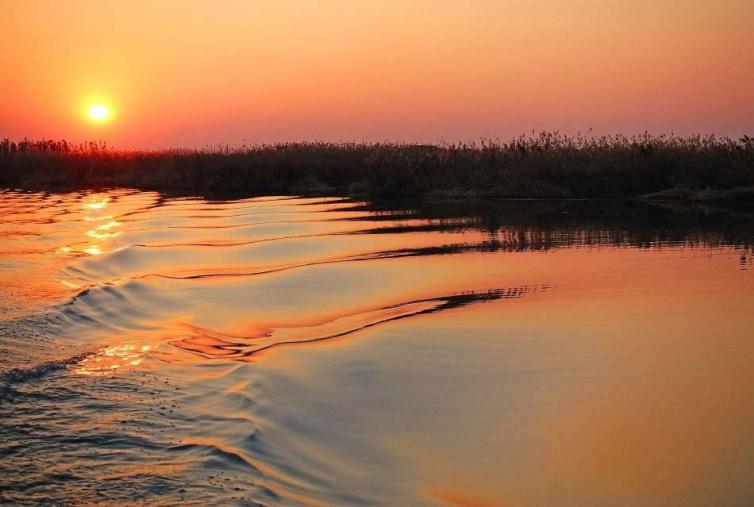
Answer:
(1, 189, 753, 506)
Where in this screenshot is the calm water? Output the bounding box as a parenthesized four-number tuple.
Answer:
(1, 190, 753, 506)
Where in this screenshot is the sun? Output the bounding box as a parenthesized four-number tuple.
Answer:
(87, 103, 111, 122)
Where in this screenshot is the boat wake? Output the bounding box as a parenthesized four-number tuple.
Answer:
(171, 287, 534, 360)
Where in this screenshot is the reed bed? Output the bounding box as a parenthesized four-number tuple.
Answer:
(2, 133, 753, 201)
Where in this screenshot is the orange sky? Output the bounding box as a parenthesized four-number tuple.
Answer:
(1, 0, 753, 148)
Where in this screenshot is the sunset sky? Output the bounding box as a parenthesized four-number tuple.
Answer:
(2, 0, 753, 148)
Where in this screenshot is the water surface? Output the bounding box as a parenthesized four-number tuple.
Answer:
(1, 190, 753, 506)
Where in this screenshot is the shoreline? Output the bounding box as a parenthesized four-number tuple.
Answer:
(3, 185, 754, 207)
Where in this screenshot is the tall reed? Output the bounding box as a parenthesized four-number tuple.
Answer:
(2, 133, 753, 201)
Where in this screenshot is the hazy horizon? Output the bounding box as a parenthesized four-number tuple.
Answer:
(2, 0, 754, 148)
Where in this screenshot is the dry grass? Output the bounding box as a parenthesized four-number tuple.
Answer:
(2, 133, 753, 201)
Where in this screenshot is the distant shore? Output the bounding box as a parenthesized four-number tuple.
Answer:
(2, 134, 753, 203)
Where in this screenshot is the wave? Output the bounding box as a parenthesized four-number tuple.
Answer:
(0, 351, 93, 394)
(171, 287, 532, 360)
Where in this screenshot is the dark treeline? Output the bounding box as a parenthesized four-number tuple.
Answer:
(1, 133, 753, 201)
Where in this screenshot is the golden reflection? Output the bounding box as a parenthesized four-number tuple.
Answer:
(72, 194, 123, 256)
(82, 195, 110, 211)
(83, 245, 102, 256)
(85, 221, 122, 240)
(84, 214, 114, 222)
(73, 344, 151, 376)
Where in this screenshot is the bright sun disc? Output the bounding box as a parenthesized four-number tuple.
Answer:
(88, 103, 110, 121)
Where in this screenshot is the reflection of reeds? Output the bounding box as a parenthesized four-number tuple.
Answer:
(355, 199, 754, 251)
(2, 133, 753, 201)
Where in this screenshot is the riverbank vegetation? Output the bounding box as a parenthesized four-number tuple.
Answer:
(1, 133, 753, 201)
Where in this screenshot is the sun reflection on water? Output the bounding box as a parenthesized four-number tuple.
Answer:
(82, 196, 110, 211)
(85, 214, 114, 222)
(79, 195, 118, 255)
(83, 246, 103, 256)
(86, 221, 122, 240)
(73, 344, 151, 376)
(57, 194, 124, 258)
